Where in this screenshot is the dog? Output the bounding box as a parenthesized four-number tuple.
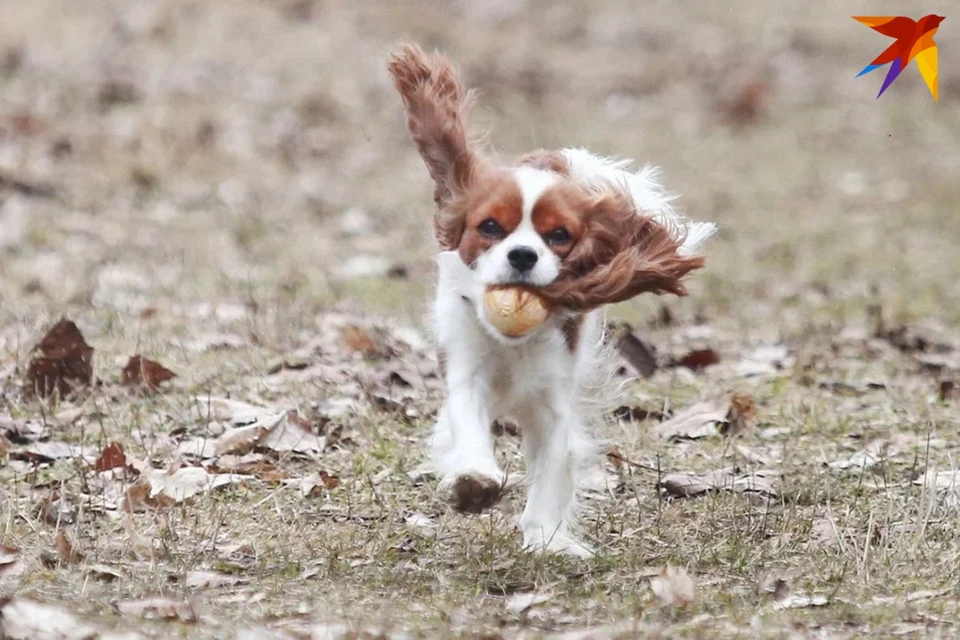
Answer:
(387, 45, 715, 557)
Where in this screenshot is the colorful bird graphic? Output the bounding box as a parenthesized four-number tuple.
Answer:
(853, 14, 944, 101)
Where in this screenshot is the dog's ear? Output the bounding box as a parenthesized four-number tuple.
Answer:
(387, 44, 483, 216)
(541, 190, 706, 310)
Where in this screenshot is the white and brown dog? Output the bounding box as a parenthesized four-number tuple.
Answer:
(388, 45, 715, 557)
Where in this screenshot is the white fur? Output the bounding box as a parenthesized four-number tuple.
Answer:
(430, 152, 714, 558)
(475, 168, 561, 287)
(559, 148, 717, 255)
(433, 250, 601, 557)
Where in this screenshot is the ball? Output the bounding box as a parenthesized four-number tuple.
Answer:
(482, 286, 550, 338)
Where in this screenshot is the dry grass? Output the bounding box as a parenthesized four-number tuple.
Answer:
(2, 1, 960, 638)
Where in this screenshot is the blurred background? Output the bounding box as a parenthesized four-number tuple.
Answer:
(0, 0, 958, 357)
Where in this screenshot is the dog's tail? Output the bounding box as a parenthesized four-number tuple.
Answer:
(387, 44, 482, 242)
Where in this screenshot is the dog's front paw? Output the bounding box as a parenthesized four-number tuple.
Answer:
(522, 529, 595, 559)
(439, 471, 505, 514)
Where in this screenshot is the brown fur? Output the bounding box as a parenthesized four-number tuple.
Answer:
(455, 171, 522, 266)
(519, 149, 571, 175)
(560, 314, 585, 352)
(386, 44, 485, 250)
(539, 190, 705, 311)
(388, 45, 706, 313)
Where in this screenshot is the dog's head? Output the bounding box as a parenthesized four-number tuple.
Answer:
(388, 45, 707, 332)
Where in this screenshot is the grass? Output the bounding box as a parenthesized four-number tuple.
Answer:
(2, 0, 960, 638)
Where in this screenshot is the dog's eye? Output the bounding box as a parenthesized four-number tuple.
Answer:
(545, 227, 571, 244)
(478, 218, 505, 238)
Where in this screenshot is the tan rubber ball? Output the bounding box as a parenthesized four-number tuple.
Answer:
(482, 287, 550, 337)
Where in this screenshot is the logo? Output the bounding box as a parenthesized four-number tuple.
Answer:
(854, 15, 944, 101)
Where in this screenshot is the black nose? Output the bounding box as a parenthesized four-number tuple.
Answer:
(507, 246, 539, 272)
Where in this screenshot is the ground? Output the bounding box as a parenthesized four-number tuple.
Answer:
(1, 1, 960, 638)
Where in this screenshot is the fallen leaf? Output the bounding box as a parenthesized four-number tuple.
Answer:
(86, 564, 123, 582)
(940, 380, 958, 403)
(214, 425, 268, 456)
(772, 593, 829, 610)
(659, 468, 779, 499)
(1, 418, 44, 443)
(616, 329, 657, 378)
(829, 434, 910, 471)
(611, 406, 667, 423)
(285, 471, 340, 497)
(121, 355, 176, 391)
(650, 565, 695, 607)
(735, 344, 792, 378)
(17, 441, 83, 463)
(341, 324, 385, 356)
(722, 393, 757, 437)
(772, 578, 790, 602)
(54, 530, 84, 564)
(506, 591, 553, 615)
(674, 348, 720, 372)
(40, 493, 77, 526)
(872, 588, 950, 605)
(94, 442, 127, 473)
(116, 597, 197, 623)
(260, 412, 325, 454)
(655, 399, 729, 440)
(24, 319, 94, 399)
(144, 466, 246, 502)
(0, 598, 98, 639)
(404, 512, 436, 533)
(0, 544, 18, 576)
(185, 570, 242, 590)
(176, 437, 217, 459)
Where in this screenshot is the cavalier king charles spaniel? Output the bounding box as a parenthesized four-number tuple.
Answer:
(388, 44, 715, 557)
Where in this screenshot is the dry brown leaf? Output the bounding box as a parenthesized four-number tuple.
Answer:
(121, 355, 176, 391)
(723, 393, 757, 437)
(286, 471, 341, 497)
(940, 380, 958, 403)
(341, 324, 385, 356)
(116, 597, 198, 623)
(40, 493, 77, 526)
(24, 319, 94, 399)
(655, 399, 729, 440)
(214, 425, 268, 456)
(54, 530, 84, 565)
(122, 479, 160, 512)
(660, 468, 779, 500)
(0, 544, 18, 576)
(0, 598, 98, 639)
(616, 329, 657, 378)
(674, 348, 720, 372)
(94, 441, 127, 473)
(650, 565, 695, 607)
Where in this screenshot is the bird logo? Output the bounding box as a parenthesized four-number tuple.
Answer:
(854, 15, 944, 101)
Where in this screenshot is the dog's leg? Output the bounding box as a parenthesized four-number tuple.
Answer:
(517, 403, 594, 558)
(431, 382, 505, 514)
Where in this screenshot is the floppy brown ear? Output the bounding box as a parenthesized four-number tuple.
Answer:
(387, 44, 485, 248)
(539, 191, 706, 310)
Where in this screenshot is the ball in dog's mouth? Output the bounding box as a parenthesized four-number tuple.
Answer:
(482, 286, 550, 338)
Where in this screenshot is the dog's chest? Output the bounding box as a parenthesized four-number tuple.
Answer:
(484, 330, 572, 406)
